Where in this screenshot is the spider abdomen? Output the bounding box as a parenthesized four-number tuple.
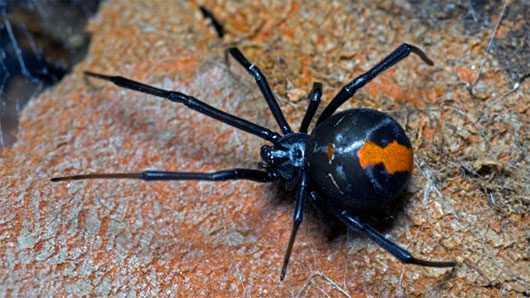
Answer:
(308, 108, 413, 209)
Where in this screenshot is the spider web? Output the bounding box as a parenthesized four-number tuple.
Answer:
(0, 0, 100, 149)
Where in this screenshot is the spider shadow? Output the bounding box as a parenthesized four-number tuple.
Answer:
(152, 59, 275, 168)
(84, 65, 269, 170)
(320, 192, 411, 243)
(267, 180, 413, 244)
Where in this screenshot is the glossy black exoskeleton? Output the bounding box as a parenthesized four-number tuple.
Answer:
(309, 108, 413, 209)
(51, 8, 456, 280)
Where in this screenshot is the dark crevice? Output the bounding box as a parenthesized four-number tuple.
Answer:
(0, 0, 102, 148)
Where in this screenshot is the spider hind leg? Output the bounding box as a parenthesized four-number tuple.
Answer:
(310, 191, 457, 268)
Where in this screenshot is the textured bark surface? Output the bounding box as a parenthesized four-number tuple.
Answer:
(1, 0, 528, 296)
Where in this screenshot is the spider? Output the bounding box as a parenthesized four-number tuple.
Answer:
(51, 43, 457, 280)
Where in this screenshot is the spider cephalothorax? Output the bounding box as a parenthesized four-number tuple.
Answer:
(260, 133, 309, 181)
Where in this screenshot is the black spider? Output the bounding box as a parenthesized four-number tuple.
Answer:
(52, 9, 456, 280)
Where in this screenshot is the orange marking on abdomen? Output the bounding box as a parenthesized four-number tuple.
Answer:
(357, 140, 413, 174)
(326, 143, 335, 163)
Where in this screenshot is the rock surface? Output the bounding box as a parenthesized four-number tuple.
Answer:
(1, 0, 528, 296)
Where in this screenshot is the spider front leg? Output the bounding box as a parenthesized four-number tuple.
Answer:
(311, 192, 457, 268)
(228, 48, 292, 135)
(299, 82, 323, 133)
(280, 170, 310, 281)
(83, 71, 281, 143)
(317, 43, 434, 124)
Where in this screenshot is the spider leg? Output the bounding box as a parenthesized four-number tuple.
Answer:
(228, 48, 292, 135)
(316, 44, 434, 124)
(311, 191, 457, 268)
(280, 170, 309, 281)
(84, 71, 281, 143)
(299, 82, 323, 133)
(51, 168, 277, 183)
(199, 6, 225, 38)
